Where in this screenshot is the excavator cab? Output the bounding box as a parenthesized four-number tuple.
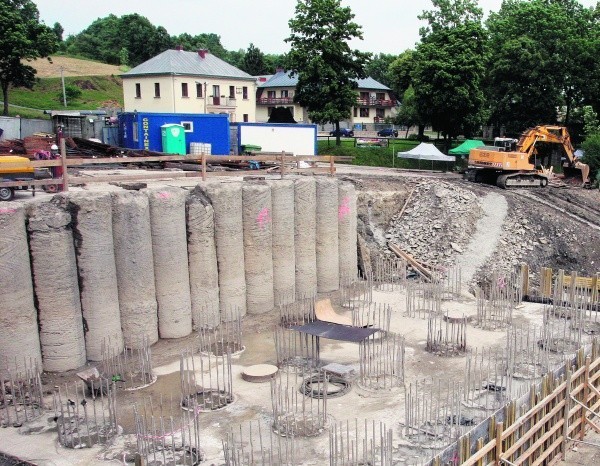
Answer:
(494, 138, 518, 152)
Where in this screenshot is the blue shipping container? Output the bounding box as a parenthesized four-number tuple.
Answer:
(119, 112, 230, 155)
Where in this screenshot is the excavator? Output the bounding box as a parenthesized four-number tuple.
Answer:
(466, 125, 590, 189)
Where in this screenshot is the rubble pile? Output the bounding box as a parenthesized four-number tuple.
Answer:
(385, 182, 483, 266)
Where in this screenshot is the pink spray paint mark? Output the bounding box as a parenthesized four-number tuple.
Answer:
(256, 207, 271, 230)
(338, 196, 351, 220)
(157, 191, 171, 199)
(0, 208, 16, 214)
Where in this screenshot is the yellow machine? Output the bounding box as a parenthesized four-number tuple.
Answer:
(0, 156, 35, 201)
(467, 125, 590, 188)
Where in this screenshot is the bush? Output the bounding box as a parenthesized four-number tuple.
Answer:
(581, 133, 600, 181)
(407, 133, 430, 141)
(57, 84, 82, 103)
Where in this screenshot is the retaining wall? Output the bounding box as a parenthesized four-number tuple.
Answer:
(0, 177, 357, 373)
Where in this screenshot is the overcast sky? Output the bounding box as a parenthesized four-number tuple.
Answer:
(34, 0, 598, 55)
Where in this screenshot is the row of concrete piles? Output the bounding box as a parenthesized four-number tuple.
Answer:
(0, 177, 357, 373)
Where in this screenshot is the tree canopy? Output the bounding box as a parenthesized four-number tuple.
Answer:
(285, 0, 370, 144)
(0, 0, 57, 115)
(412, 0, 486, 143)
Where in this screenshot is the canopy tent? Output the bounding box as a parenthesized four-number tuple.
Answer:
(449, 139, 485, 156)
(397, 143, 455, 161)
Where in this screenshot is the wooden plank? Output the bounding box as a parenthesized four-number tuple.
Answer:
(495, 422, 504, 466)
(68, 172, 200, 184)
(531, 435, 563, 466)
(0, 178, 63, 188)
(512, 418, 564, 466)
(460, 439, 496, 466)
(388, 243, 432, 281)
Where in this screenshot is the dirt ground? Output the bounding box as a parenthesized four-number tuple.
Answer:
(25, 56, 123, 78)
(1, 165, 600, 465)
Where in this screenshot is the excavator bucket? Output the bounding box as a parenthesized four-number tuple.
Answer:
(562, 161, 591, 187)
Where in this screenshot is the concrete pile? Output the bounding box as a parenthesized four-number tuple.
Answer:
(386, 182, 483, 266)
(0, 178, 357, 373)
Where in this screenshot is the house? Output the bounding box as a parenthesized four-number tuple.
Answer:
(255, 69, 396, 125)
(122, 48, 257, 123)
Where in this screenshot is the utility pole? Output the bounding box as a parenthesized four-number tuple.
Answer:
(60, 67, 67, 107)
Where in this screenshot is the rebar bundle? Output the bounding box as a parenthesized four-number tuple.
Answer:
(53, 379, 119, 448)
(329, 419, 394, 466)
(134, 397, 203, 465)
(358, 332, 404, 391)
(274, 327, 320, 371)
(426, 312, 467, 356)
(271, 368, 328, 438)
(279, 295, 316, 328)
(100, 336, 155, 390)
(199, 309, 244, 356)
(180, 349, 234, 412)
(373, 256, 407, 291)
(339, 272, 373, 308)
(431, 265, 462, 297)
(541, 306, 585, 358)
(475, 270, 522, 330)
(506, 323, 550, 380)
(403, 378, 470, 450)
(0, 360, 43, 428)
(350, 301, 392, 333)
(463, 347, 510, 411)
(406, 281, 442, 319)
(222, 419, 297, 465)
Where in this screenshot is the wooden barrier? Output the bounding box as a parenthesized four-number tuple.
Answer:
(437, 341, 600, 466)
(0, 151, 351, 193)
(520, 264, 600, 305)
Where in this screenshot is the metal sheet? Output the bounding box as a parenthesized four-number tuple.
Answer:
(290, 321, 379, 343)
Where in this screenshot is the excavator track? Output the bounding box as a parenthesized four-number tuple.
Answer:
(496, 173, 548, 189)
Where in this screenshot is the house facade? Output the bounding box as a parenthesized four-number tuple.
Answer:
(122, 48, 256, 123)
(256, 70, 396, 125)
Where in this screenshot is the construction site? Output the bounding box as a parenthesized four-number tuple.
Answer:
(0, 137, 600, 465)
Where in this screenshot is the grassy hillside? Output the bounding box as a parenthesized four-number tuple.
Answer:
(10, 75, 123, 111)
(4, 56, 124, 118)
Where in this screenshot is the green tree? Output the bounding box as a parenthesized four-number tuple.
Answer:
(388, 50, 414, 99)
(485, 0, 594, 134)
(582, 105, 600, 182)
(365, 53, 397, 88)
(241, 43, 268, 75)
(413, 0, 486, 147)
(0, 0, 57, 115)
(394, 86, 426, 138)
(52, 22, 64, 42)
(286, 0, 371, 145)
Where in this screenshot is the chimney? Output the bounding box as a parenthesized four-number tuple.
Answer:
(175, 45, 183, 51)
(198, 49, 208, 59)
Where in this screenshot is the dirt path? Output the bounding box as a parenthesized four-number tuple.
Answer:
(456, 191, 509, 284)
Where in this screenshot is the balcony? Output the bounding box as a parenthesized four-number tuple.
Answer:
(206, 97, 237, 109)
(257, 97, 295, 105)
(356, 98, 396, 108)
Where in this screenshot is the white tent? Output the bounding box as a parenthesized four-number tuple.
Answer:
(397, 143, 455, 161)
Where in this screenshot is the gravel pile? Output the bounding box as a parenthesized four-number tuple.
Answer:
(384, 182, 483, 266)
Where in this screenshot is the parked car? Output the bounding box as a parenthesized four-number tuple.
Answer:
(330, 128, 354, 137)
(377, 128, 398, 137)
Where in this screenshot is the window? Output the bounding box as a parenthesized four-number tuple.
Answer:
(376, 108, 385, 118)
(229, 86, 235, 98)
(376, 92, 385, 101)
(243, 114, 249, 122)
(135, 83, 141, 98)
(359, 108, 369, 117)
(132, 122, 139, 142)
(196, 83, 203, 98)
(181, 121, 193, 132)
(281, 90, 289, 98)
(154, 83, 161, 98)
(213, 85, 220, 97)
(360, 92, 369, 101)
(181, 82, 189, 98)
(267, 90, 276, 99)
(242, 86, 248, 99)
(353, 107, 358, 117)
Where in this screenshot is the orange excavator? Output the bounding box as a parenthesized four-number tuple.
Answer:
(466, 125, 590, 189)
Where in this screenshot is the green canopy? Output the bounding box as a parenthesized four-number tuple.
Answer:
(449, 139, 485, 156)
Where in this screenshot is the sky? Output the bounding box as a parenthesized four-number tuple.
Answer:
(34, 0, 598, 55)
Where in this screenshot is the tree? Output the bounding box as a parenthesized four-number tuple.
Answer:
(582, 105, 600, 183)
(52, 22, 64, 42)
(0, 0, 57, 115)
(394, 86, 426, 138)
(286, 0, 371, 145)
(485, 0, 594, 134)
(412, 0, 486, 146)
(388, 50, 414, 99)
(365, 53, 397, 88)
(241, 43, 268, 75)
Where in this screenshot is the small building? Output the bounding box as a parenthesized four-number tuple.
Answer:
(119, 112, 230, 155)
(121, 48, 257, 123)
(256, 70, 396, 126)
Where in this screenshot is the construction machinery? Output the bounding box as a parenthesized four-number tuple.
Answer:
(466, 125, 590, 189)
(0, 156, 55, 201)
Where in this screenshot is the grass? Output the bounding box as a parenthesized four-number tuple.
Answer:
(9, 75, 123, 112)
(317, 138, 465, 171)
